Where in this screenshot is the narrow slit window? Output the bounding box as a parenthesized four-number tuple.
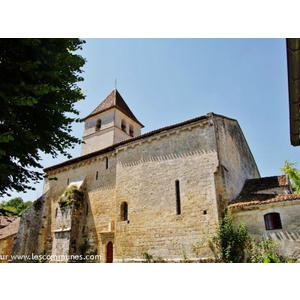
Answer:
(95, 171, 98, 180)
(105, 157, 109, 169)
(175, 180, 181, 215)
(121, 202, 128, 221)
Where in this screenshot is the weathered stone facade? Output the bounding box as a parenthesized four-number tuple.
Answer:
(81, 89, 143, 155)
(231, 201, 300, 259)
(230, 175, 300, 260)
(10, 195, 48, 261)
(8, 90, 300, 263)
(11, 89, 260, 262)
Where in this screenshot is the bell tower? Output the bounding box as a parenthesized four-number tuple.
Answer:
(81, 89, 144, 156)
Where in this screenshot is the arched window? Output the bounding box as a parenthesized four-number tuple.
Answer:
(96, 119, 102, 131)
(121, 119, 126, 132)
(129, 125, 134, 137)
(264, 213, 282, 230)
(121, 202, 128, 221)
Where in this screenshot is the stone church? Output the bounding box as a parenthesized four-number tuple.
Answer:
(9, 89, 300, 262)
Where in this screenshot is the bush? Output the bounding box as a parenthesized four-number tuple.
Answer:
(212, 209, 290, 263)
(58, 185, 84, 208)
(213, 209, 251, 263)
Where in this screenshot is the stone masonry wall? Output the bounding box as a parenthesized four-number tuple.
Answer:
(114, 118, 220, 261)
(31, 113, 260, 262)
(11, 195, 48, 261)
(231, 200, 300, 260)
(0, 235, 15, 263)
(81, 109, 115, 155)
(44, 151, 117, 262)
(213, 115, 260, 214)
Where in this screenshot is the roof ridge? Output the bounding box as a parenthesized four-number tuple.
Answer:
(229, 193, 300, 208)
(84, 89, 144, 127)
(44, 114, 208, 172)
(245, 174, 288, 181)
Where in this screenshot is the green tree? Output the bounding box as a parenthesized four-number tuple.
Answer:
(0, 38, 86, 197)
(0, 197, 32, 216)
(281, 160, 300, 194)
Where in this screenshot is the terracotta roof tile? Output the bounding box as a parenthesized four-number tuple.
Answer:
(43, 113, 240, 173)
(229, 175, 299, 208)
(0, 216, 17, 229)
(229, 193, 300, 208)
(239, 175, 289, 196)
(84, 89, 144, 127)
(44, 114, 209, 172)
(0, 218, 20, 240)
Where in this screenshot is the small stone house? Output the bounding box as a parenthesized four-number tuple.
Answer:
(230, 175, 300, 259)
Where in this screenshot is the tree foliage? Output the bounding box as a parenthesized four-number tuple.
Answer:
(58, 185, 84, 208)
(213, 209, 251, 262)
(281, 160, 300, 194)
(210, 209, 297, 263)
(213, 209, 291, 263)
(0, 197, 32, 216)
(0, 38, 86, 197)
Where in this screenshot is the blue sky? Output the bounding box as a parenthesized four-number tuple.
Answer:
(4, 38, 300, 202)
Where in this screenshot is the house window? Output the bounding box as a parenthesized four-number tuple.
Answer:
(121, 202, 128, 221)
(264, 213, 282, 230)
(96, 119, 102, 131)
(121, 120, 126, 132)
(175, 180, 181, 215)
(129, 125, 134, 137)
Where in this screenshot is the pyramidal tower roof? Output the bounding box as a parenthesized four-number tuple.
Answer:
(84, 89, 144, 127)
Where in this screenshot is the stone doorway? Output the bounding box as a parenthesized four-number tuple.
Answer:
(106, 241, 113, 263)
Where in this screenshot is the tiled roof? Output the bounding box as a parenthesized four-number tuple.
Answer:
(229, 193, 300, 208)
(44, 114, 209, 172)
(84, 89, 144, 127)
(238, 175, 290, 196)
(0, 217, 20, 240)
(229, 175, 299, 208)
(0, 216, 17, 229)
(43, 113, 242, 173)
